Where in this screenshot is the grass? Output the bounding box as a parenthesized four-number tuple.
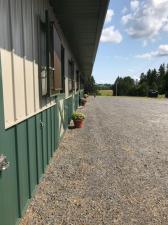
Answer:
(158, 94, 165, 99)
(96, 91, 167, 99)
(97, 90, 113, 96)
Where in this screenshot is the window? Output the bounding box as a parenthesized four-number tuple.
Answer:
(68, 60, 75, 92)
(49, 22, 63, 96)
(76, 70, 80, 91)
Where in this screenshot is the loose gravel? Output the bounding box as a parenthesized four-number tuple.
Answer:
(20, 97, 168, 225)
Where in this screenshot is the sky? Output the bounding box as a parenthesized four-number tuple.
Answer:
(93, 0, 168, 84)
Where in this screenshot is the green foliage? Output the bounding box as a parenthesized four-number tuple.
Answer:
(97, 90, 113, 96)
(112, 63, 168, 97)
(84, 94, 88, 98)
(96, 83, 112, 90)
(113, 76, 135, 96)
(84, 76, 96, 94)
(72, 112, 85, 121)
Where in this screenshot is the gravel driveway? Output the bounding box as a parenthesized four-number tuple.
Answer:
(20, 97, 168, 225)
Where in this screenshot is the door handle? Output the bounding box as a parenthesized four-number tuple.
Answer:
(0, 155, 10, 172)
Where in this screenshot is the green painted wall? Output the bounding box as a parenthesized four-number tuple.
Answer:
(0, 64, 80, 225)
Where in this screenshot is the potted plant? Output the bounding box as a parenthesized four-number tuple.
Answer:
(72, 112, 85, 128)
(80, 98, 87, 106)
(84, 93, 88, 98)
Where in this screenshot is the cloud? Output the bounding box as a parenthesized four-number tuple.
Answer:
(130, 0, 139, 10)
(122, 7, 128, 14)
(121, 0, 168, 40)
(136, 44, 168, 59)
(105, 9, 114, 24)
(100, 26, 123, 43)
(122, 14, 132, 25)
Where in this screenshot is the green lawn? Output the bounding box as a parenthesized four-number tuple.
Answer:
(97, 90, 113, 96)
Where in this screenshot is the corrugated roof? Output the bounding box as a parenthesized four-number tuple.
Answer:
(51, 0, 109, 77)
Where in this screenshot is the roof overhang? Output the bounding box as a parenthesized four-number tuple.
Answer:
(50, 0, 109, 77)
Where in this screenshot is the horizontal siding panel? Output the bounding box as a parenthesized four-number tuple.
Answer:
(51, 107, 55, 154)
(13, 53, 26, 120)
(27, 117, 38, 194)
(47, 109, 52, 158)
(0, 0, 80, 130)
(54, 104, 59, 149)
(10, 0, 24, 57)
(0, 51, 58, 129)
(0, 49, 15, 126)
(16, 123, 30, 215)
(35, 114, 43, 178)
(42, 111, 48, 169)
(25, 60, 35, 115)
(0, 127, 19, 225)
(34, 62, 40, 111)
(22, 0, 33, 60)
(0, 1, 11, 51)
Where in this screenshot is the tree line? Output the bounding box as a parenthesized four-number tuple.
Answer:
(84, 76, 112, 94)
(112, 64, 168, 97)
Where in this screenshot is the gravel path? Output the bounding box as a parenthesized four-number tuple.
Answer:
(20, 97, 168, 225)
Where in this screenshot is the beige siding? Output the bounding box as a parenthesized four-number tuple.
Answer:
(33, 62, 40, 111)
(13, 53, 26, 120)
(25, 60, 35, 115)
(0, 0, 79, 129)
(0, 49, 14, 127)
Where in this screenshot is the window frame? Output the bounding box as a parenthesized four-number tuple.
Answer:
(45, 13, 64, 97)
(68, 59, 75, 93)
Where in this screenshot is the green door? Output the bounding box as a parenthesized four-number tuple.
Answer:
(0, 59, 19, 225)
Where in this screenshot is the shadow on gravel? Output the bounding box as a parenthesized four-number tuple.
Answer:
(68, 125, 76, 129)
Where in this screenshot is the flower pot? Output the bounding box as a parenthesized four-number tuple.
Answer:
(73, 119, 84, 128)
(81, 101, 86, 106)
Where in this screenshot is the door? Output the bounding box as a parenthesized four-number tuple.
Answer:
(0, 55, 19, 225)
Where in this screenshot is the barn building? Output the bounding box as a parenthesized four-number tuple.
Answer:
(0, 1, 109, 224)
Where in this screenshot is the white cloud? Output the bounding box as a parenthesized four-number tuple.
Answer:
(100, 26, 123, 43)
(122, 7, 128, 14)
(136, 44, 168, 59)
(105, 9, 114, 24)
(130, 0, 139, 10)
(153, 0, 168, 6)
(136, 53, 154, 60)
(157, 45, 168, 55)
(121, 0, 168, 40)
(122, 14, 132, 25)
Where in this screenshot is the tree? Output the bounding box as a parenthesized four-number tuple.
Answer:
(158, 64, 166, 94)
(84, 76, 96, 94)
(137, 82, 148, 96)
(165, 64, 168, 97)
(139, 73, 147, 84)
(112, 62, 168, 97)
(113, 76, 135, 96)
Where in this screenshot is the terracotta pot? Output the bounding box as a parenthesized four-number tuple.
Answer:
(74, 119, 84, 128)
(81, 101, 87, 106)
